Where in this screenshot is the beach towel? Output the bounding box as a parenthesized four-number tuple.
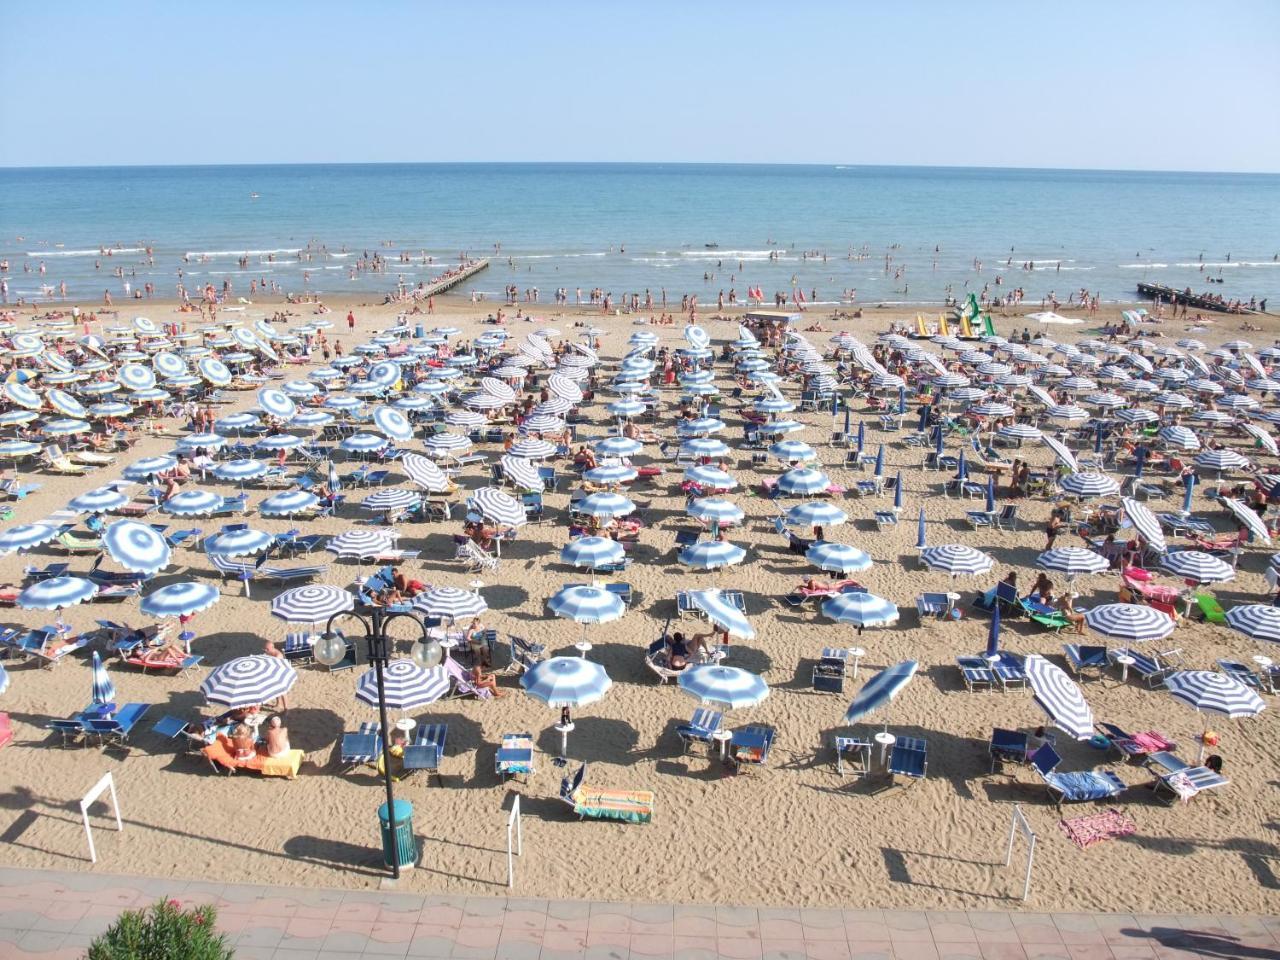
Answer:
(1127, 731, 1176, 754)
(571, 787, 655, 823)
(1059, 808, 1137, 849)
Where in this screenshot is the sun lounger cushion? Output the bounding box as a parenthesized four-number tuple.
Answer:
(569, 787, 655, 823)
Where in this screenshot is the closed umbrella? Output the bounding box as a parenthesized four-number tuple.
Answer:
(1024, 654, 1095, 740)
(90, 651, 116, 707)
(1181, 470, 1197, 516)
(916, 507, 927, 549)
(201, 655, 297, 708)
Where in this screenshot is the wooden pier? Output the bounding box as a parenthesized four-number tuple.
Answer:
(1137, 281, 1250, 314)
(423, 258, 489, 297)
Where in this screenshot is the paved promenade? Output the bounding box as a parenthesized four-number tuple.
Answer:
(0, 867, 1275, 959)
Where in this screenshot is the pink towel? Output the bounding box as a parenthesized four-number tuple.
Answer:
(1129, 731, 1175, 753)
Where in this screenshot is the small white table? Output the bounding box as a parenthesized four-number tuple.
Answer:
(554, 721, 575, 759)
(847, 647, 866, 679)
(1115, 654, 1135, 683)
(712, 728, 734, 761)
(574, 641, 593, 658)
(469, 580, 485, 594)
(395, 717, 416, 735)
(1253, 655, 1274, 671)
(875, 731, 897, 766)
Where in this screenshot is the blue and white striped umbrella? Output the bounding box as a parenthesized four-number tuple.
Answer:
(1120, 497, 1167, 552)
(920, 544, 993, 576)
(201, 655, 297, 708)
(45, 388, 87, 418)
(103, 520, 172, 573)
(413, 586, 488, 621)
(677, 417, 725, 436)
(470, 487, 527, 527)
(402, 453, 450, 492)
(1084, 603, 1175, 644)
(822, 591, 899, 630)
(575, 493, 635, 518)
(2, 662, 16, 694)
(68, 486, 131, 514)
(140, 581, 220, 618)
(372, 406, 415, 442)
(844, 660, 918, 725)
(423, 432, 471, 455)
(340, 433, 387, 453)
(18, 576, 98, 610)
(367, 361, 401, 389)
(1024, 654, 1095, 740)
(3, 382, 41, 409)
(162, 489, 225, 516)
(1195, 449, 1249, 473)
(271, 584, 354, 623)
(1225, 604, 1280, 644)
(0, 439, 40, 459)
(520, 656, 612, 708)
(214, 459, 269, 481)
(90, 651, 116, 707)
(1037, 547, 1110, 577)
(1160, 550, 1234, 585)
(768, 440, 817, 463)
(681, 438, 731, 459)
(1221, 496, 1272, 544)
(1158, 425, 1200, 451)
(325, 529, 395, 559)
(499, 454, 542, 490)
(776, 468, 831, 496)
(687, 498, 745, 525)
(547, 585, 626, 624)
(0, 410, 38, 426)
(508, 438, 557, 459)
(594, 436, 643, 457)
(123, 455, 177, 480)
(216, 413, 261, 433)
(324, 394, 364, 411)
(808, 542, 873, 574)
(41, 418, 91, 437)
(205, 527, 274, 557)
(356, 660, 450, 711)
(1165, 670, 1266, 720)
(1059, 472, 1121, 498)
(257, 388, 297, 420)
(255, 433, 305, 451)
(561, 537, 626, 569)
(754, 397, 796, 414)
(607, 400, 646, 418)
(679, 540, 747, 570)
(175, 432, 227, 452)
(283, 379, 320, 397)
(445, 409, 486, 428)
(117, 363, 157, 391)
(1040, 435, 1079, 472)
(519, 414, 566, 436)
(260, 489, 320, 517)
(787, 501, 848, 528)
(361, 488, 421, 512)
(686, 589, 755, 639)
(0, 523, 61, 555)
(153, 352, 188, 378)
(584, 464, 639, 485)
(678, 664, 768, 711)
(198, 358, 232, 386)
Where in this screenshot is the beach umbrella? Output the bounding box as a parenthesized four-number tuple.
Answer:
(90, 651, 116, 707)
(326, 529, 396, 559)
(0, 523, 61, 556)
(257, 388, 297, 420)
(768, 439, 816, 463)
(259, 489, 321, 517)
(499, 454, 542, 491)
(0, 439, 40, 460)
(401, 453, 450, 493)
(197, 357, 232, 386)
(1037, 547, 1109, 578)
(122, 455, 178, 480)
(575, 493, 635, 518)
(1059, 472, 1120, 498)
(1221, 497, 1271, 544)
(0, 663, 9, 696)
(45, 388, 86, 419)
(271, 584, 354, 623)
(687, 498, 745, 525)
(255, 433, 306, 452)
(18, 576, 98, 615)
(1164, 670, 1266, 761)
(413, 586, 488, 622)
(1040, 435, 1079, 471)
(1158, 426, 1200, 451)
(1226, 604, 1280, 645)
(176, 432, 228, 452)
(102, 520, 171, 574)
(777, 467, 830, 496)
(1161, 550, 1234, 586)
(205, 526, 274, 557)
(360, 488, 421, 513)
(161, 489, 225, 516)
(1024, 655, 1095, 741)
(920, 544, 993, 577)
(822, 591, 898, 633)
(3, 382, 41, 410)
(1120, 497, 1167, 553)
(41, 418, 91, 438)
(140, 581, 220, 619)
(678, 665, 769, 712)
(807, 542, 873, 574)
(355, 660, 449, 711)
(520, 657, 612, 709)
(469, 487, 527, 527)
(786, 501, 848, 528)
(68, 485, 131, 514)
(547, 585, 626, 631)
(1181, 470, 1197, 516)
(679, 540, 747, 570)
(594, 436, 643, 457)
(340, 433, 388, 455)
(201, 655, 297, 709)
(998, 423, 1042, 442)
(843, 660, 917, 725)
(1084, 603, 1175, 644)
(916, 507, 927, 549)
(546, 374, 583, 403)
(1195, 449, 1249, 475)
(213, 459, 269, 482)
(153, 352, 187, 378)
(684, 465, 736, 489)
(686, 589, 755, 640)
(0, 410, 38, 427)
(584, 463, 639, 486)
(371, 406, 414, 443)
(507, 438, 557, 460)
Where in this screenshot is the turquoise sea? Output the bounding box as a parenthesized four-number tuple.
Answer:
(0, 162, 1277, 305)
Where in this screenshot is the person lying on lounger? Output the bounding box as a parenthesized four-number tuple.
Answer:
(142, 639, 190, 663)
(469, 663, 505, 697)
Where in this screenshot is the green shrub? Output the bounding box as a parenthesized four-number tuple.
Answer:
(86, 899, 232, 960)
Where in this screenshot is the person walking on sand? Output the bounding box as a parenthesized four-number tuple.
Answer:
(347, 309, 355, 331)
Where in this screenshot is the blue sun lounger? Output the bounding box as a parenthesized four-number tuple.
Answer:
(675, 708, 722, 754)
(888, 736, 928, 784)
(1029, 743, 1126, 809)
(83, 703, 150, 748)
(341, 721, 381, 768)
(403, 723, 448, 783)
(1144, 751, 1230, 803)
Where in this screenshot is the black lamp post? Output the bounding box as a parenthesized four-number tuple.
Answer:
(317, 604, 438, 880)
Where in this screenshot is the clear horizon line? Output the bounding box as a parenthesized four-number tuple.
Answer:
(0, 159, 1277, 177)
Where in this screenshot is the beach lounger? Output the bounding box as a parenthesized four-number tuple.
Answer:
(833, 735, 872, 777)
(119, 650, 203, 675)
(164, 527, 203, 550)
(24, 635, 90, 668)
(204, 732, 303, 778)
(728, 724, 775, 773)
(92, 582, 142, 603)
(1192, 593, 1228, 624)
(559, 764, 655, 823)
(444, 655, 493, 699)
(1217, 659, 1264, 689)
(256, 562, 328, 583)
(71, 451, 116, 467)
(1020, 597, 1073, 632)
(1144, 751, 1230, 803)
(675, 708, 722, 754)
(989, 728, 1029, 772)
(965, 509, 994, 530)
(1107, 647, 1177, 687)
(23, 562, 69, 582)
(1095, 723, 1176, 762)
(888, 736, 928, 784)
(1063, 644, 1109, 680)
(495, 732, 535, 783)
(916, 592, 953, 621)
(48, 718, 87, 747)
(83, 703, 150, 748)
(401, 723, 448, 784)
(1029, 743, 1127, 809)
(956, 656, 996, 693)
(874, 510, 898, 530)
(1, 481, 40, 501)
(990, 652, 1027, 691)
(54, 529, 104, 554)
(152, 715, 213, 755)
(340, 721, 382, 769)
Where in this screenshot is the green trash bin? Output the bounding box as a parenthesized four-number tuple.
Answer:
(377, 799, 415, 870)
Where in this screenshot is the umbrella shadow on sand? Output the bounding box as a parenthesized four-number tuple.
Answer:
(480, 583, 530, 612)
(535, 716, 639, 765)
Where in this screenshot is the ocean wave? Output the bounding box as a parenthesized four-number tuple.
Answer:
(184, 248, 302, 258)
(25, 247, 144, 257)
(1118, 263, 1167, 269)
(681, 249, 776, 259)
(1174, 261, 1241, 268)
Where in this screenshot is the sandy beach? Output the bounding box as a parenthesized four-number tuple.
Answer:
(1, 293, 1278, 917)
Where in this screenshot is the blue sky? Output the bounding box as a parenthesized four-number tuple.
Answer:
(2, 1, 1277, 171)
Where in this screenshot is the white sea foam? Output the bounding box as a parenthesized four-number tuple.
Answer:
(680, 249, 776, 259)
(1119, 263, 1167, 269)
(1174, 261, 1241, 268)
(184, 248, 302, 258)
(25, 247, 143, 257)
